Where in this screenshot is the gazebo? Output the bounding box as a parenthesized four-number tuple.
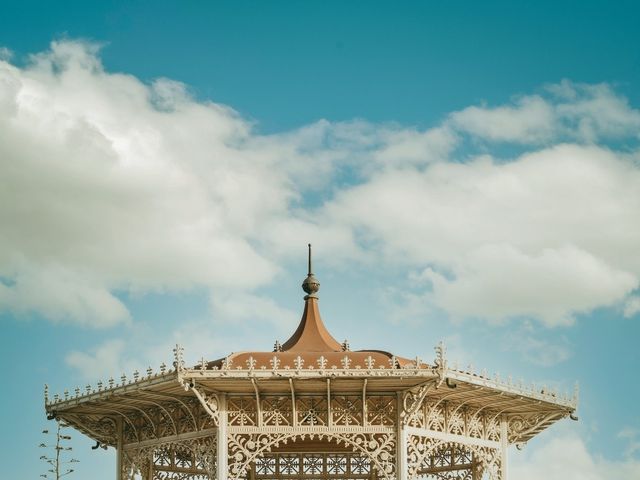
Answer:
(45, 246, 577, 480)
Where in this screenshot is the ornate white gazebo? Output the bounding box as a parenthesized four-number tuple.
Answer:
(45, 246, 577, 479)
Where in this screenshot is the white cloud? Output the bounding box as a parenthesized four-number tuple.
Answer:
(64, 288, 299, 381)
(0, 46, 12, 61)
(1, 40, 640, 328)
(449, 80, 640, 144)
(0, 41, 300, 325)
(552, 82, 640, 141)
(502, 328, 572, 366)
(623, 295, 640, 318)
(209, 290, 299, 333)
(323, 144, 640, 326)
(618, 428, 640, 458)
(0, 264, 130, 327)
(450, 95, 556, 143)
(424, 244, 636, 327)
(66, 339, 127, 380)
(512, 430, 640, 480)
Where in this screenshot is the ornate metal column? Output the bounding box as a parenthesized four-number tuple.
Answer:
(396, 392, 407, 480)
(116, 417, 123, 480)
(500, 415, 508, 479)
(217, 394, 228, 480)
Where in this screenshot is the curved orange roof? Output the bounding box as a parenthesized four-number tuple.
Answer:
(208, 245, 414, 370)
(281, 297, 342, 352)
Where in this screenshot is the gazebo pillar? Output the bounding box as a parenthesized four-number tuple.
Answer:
(217, 394, 228, 480)
(116, 418, 123, 480)
(500, 415, 509, 479)
(396, 392, 407, 480)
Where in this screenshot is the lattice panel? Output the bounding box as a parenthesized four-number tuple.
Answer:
(262, 396, 293, 426)
(418, 401, 501, 444)
(254, 452, 376, 479)
(123, 436, 216, 480)
(331, 396, 363, 426)
(296, 397, 328, 426)
(424, 401, 445, 433)
(418, 444, 474, 479)
(406, 435, 502, 480)
(366, 396, 396, 426)
(228, 432, 396, 480)
(155, 446, 196, 470)
(229, 397, 258, 426)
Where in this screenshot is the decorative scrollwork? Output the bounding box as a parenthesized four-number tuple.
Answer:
(78, 416, 117, 445)
(407, 434, 503, 480)
(188, 386, 220, 427)
(228, 397, 258, 426)
(227, 431, 396, 480)
(507, 413, 562, 443)
(331, 396, 363, 426)
(367, 396, 396, 426)
(122, 435, 217, 480)
(261, 396, 293, 426)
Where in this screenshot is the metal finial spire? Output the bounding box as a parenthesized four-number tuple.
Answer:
(302, 243, 320, 299)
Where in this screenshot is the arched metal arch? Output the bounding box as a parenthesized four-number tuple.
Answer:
(228, 431, 396, 480)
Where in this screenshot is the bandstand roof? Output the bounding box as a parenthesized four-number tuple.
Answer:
(44, 246, 578, 448)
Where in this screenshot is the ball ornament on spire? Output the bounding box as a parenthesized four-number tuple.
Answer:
(302, 244, 320, 299)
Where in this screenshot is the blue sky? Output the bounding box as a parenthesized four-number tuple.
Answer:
(0, 2, 639, 479)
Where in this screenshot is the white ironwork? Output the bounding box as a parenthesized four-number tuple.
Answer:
(45, 252, 577, 480)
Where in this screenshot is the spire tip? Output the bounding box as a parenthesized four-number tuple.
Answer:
(302, 243, 320, 298)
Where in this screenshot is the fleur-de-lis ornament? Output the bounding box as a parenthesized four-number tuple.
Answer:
(365, 356, 375, 370)
(341, 355, 352, 369)
(270, 356, 281, 370)
(317, 356, 328, 369)
(246, 356, 257, 370)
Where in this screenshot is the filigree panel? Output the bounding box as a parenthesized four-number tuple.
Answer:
(466, 412, 484, 440)
(123, 435, 216, 480)
(419, 444, 474, 479)
(228, 431, 396, 480)
(76, 416, 117, 445)
(448, 409, 465, 436)
(262, 396, 293, 426)
(419, 402, 501, 444)
(254, 452, 377, 479)
(228, 397, 258, 426)
(366, 396, 396, 426)
(331, 396, 363, 426)
(296, 397, 328, 426)
(507, 413, 563, 443)
(423, 401, 446, 433)
(407, 435, 502, 480)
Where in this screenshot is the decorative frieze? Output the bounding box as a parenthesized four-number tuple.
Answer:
(226, 395, 397, 430)
(227, 431, 396, 480)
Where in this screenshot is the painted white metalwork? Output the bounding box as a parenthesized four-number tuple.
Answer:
(46, 340, 576, 480)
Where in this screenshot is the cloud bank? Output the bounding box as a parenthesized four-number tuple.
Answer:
(511, 430, 640, 479)
(1, 40, 639, 327)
